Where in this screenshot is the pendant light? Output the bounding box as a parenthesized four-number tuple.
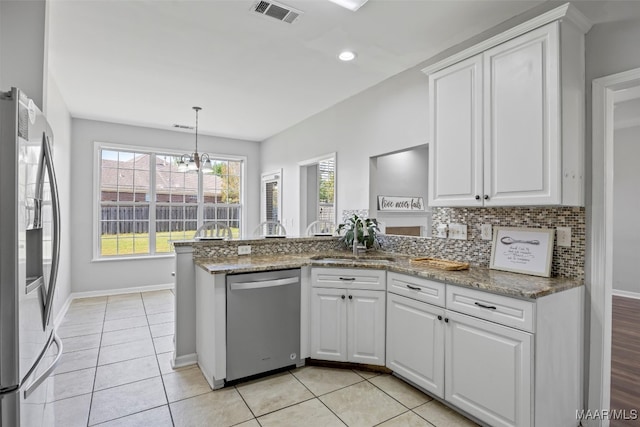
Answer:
(177, 106, 213, 173)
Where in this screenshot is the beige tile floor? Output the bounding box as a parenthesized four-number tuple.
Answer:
(49, 290, 479, 426)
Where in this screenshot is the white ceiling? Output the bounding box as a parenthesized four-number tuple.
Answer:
(47, 0, 640, 142)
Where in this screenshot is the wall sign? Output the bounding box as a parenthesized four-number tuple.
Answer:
(490, 227, 554, 277)
(377, 196, 425, 212)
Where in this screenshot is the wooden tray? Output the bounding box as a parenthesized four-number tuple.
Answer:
(410, 257, 469, 271)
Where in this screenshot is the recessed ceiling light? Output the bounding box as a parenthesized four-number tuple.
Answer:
(338, 51, 357, 62)
(328, 0, 368, 12)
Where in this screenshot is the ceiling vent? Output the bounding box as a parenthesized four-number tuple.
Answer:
(252, 1, 303, 24)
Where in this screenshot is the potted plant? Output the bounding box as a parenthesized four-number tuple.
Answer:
(337, 214, 380, 250)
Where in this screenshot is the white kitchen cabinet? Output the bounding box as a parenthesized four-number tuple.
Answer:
(310, 287, 347, 362)
(386, 272, 583, 427)
(386, 292, 445, 398)
(310, 268, 386, 365)
(483, 23, 559, 206)
(428, 54, 483, 207)
(425, 7, 588, 207)
(348, 289, 385, 365)
(445, 310, 532, 427)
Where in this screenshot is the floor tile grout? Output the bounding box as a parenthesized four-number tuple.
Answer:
(57, 288, 474, 427)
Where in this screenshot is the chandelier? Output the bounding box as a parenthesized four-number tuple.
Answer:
(177, 106, 213, 173)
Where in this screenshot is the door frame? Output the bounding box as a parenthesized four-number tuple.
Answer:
(589, 67, 640, 426)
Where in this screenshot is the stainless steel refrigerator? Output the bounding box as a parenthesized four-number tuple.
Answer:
(0, 88, 63, 426)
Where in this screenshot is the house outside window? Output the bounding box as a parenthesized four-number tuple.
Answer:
(97, 145, 243, 258)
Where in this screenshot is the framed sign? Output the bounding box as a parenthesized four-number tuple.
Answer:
(490, 227, 554, 277)
(377, 196, 425, 212)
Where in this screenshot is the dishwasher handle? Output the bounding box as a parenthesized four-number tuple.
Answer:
(230, 276, 299, 291)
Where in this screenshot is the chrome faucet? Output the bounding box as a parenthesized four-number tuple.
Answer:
(353, 217, 364, 257)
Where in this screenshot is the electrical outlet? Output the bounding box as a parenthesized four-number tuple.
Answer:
(449, 223, 467, 240)
(436, 224, 448, 238)
(238, 245, 252, 255)
(557, 227, 571, 247)
(481, 224, 493, 240)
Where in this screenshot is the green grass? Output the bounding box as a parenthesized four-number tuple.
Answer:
(101, 229, 240, 256)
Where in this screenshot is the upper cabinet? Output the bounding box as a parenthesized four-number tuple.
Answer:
(428, 55, 483, 206)
(424, 4, 591, 207)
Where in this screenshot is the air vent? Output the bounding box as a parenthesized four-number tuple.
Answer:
(172, 124, 194, 130)
(252, 0, 303, 24)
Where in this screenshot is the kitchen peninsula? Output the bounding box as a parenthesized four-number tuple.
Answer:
(172, 235, 584, 427)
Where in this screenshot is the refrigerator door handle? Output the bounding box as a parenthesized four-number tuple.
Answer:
(23, 332, 62, 399)
(41, 133, 61, 328)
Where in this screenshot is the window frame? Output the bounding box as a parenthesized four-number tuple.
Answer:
(93, 141, 247, 261)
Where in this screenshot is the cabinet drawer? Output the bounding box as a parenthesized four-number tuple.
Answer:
(446, 285, 535, 332)
(311, 268, 386, 291)
(387, 272, 445, 307)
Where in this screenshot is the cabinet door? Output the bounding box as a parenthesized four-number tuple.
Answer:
(386, 293, 445, 398)
(428, 54, 483, 206)
(310, 287, 347, 362)
(445, 311, 532, 427)
(347, 289, 385, 365)
(483, 22, 560, 206)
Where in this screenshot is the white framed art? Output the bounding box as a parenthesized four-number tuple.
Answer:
(490, 227, 555, 277)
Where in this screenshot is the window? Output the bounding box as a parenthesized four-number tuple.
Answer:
(318, 157, 335, 224)
(98, 146, 244, 258)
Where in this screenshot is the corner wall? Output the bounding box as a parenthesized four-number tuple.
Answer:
(70, 118, 261, 294)
(44, 76, 72, 319)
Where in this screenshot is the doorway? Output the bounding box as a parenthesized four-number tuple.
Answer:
(609, 82, 640, 425)
(298, 153, 336, 236)
(590, 68, 640, 426)
(261, 170, 282, 223)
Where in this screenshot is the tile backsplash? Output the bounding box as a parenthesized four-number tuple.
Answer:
(186, 206, 585, 281)
(379, 206, 585, 280)
(190, 237, 344, 259)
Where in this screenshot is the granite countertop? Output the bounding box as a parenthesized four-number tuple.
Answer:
(195, 251, 583, 300)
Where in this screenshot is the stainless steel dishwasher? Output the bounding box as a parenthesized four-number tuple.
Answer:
(226, 268, 301, 382)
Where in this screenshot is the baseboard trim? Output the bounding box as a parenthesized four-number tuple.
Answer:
(198, 361, 224, 390)
(173, 353, 198, 369)
(54, 294, 74, 329)
(612, 289, 640, 300)
(69, 283, 175, 300)
(53, 283, 175, 329)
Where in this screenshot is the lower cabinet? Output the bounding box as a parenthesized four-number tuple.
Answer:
(445, 310, 532, 427)
(386, 272, 583, 427)
(310, 267, 386, 366)
(386, 292, 445, 398)
(387, 291, 532, 427)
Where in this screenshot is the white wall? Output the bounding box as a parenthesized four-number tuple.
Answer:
(44, 76, 72, 318)
(613, 125, 640, 295)
(261, 67, 429, 231)
(70, 118, 260, 293)
(0, 1, 47, 108)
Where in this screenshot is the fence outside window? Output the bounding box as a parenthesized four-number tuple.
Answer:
(98, 148, 243, 257)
